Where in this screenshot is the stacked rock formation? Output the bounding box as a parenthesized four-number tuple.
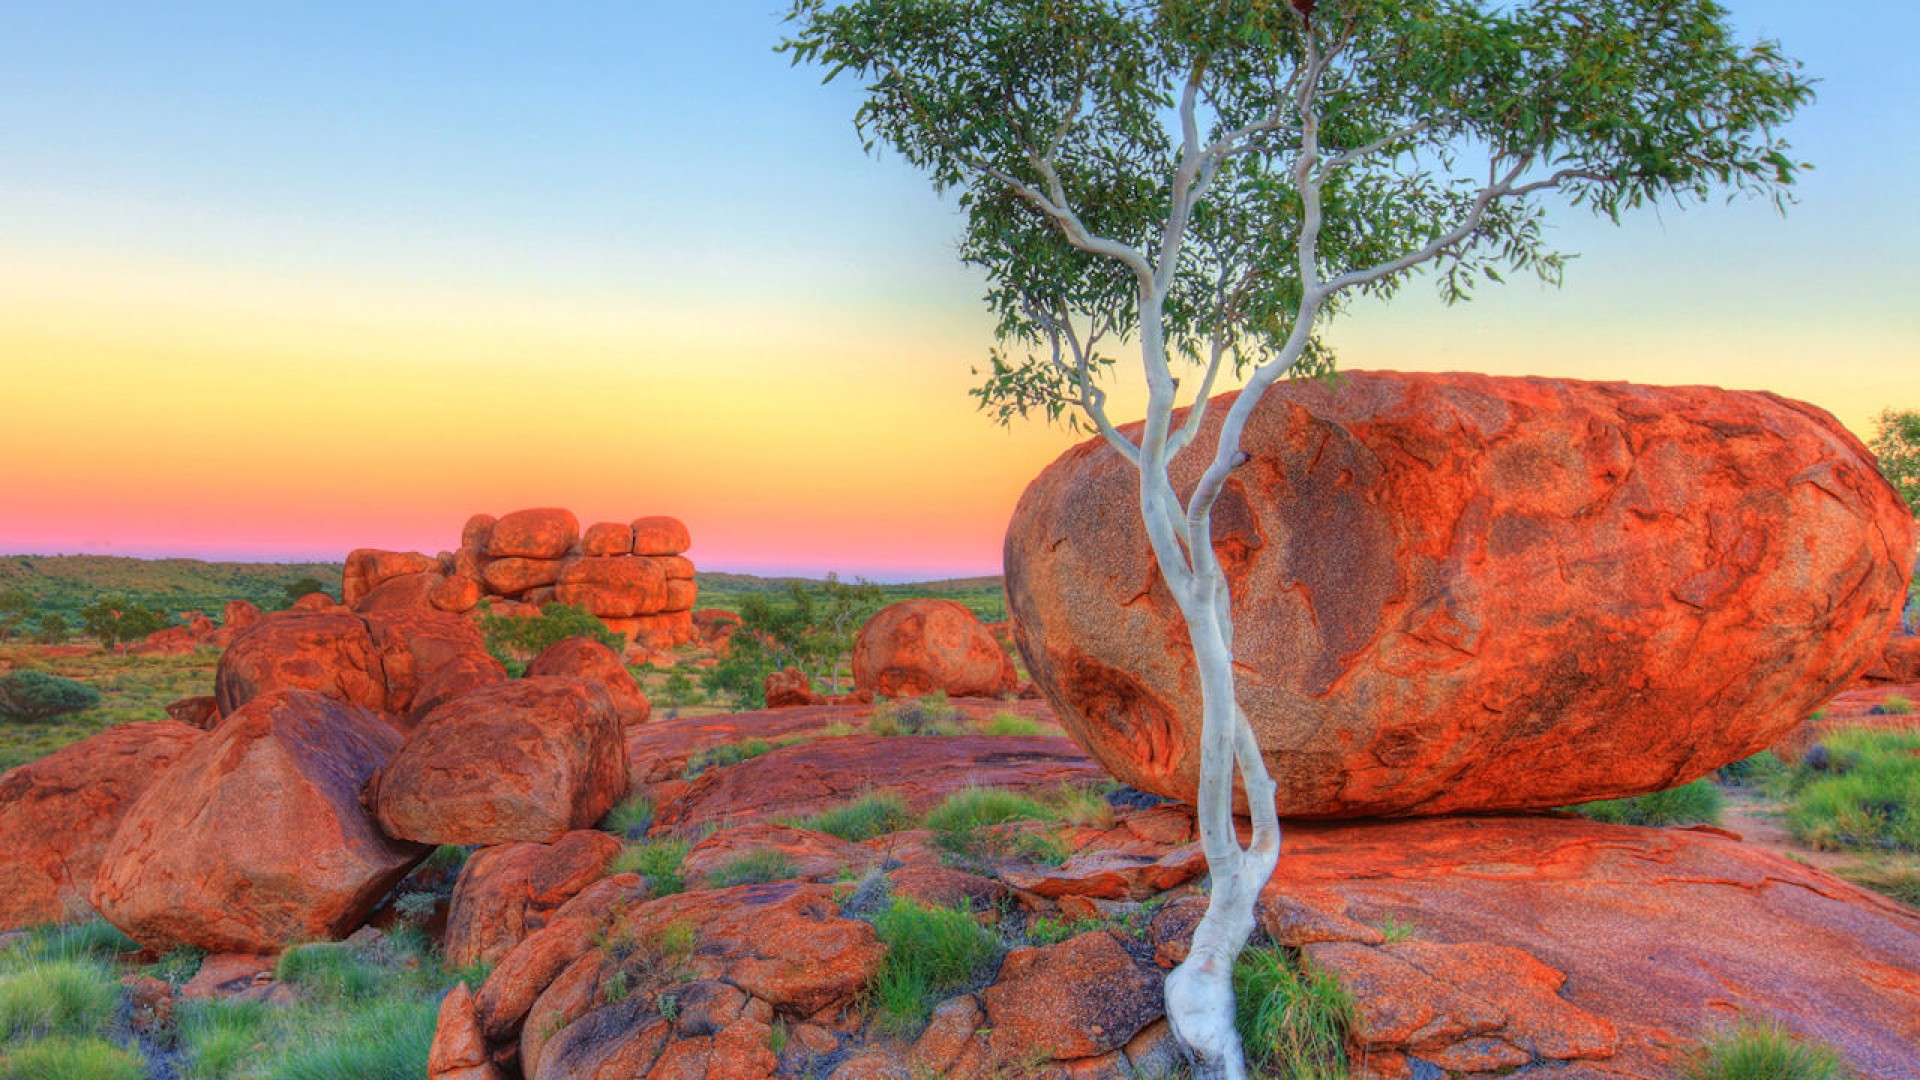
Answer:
(343, 507, 699, 651)
(1005, 371, 1916, 817)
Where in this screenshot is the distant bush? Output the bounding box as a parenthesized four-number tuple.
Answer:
(1681, 1020, 1852, 1080)
(0, 671, 101, 723)
(33, 613, 69, 644)
(1787, 729, 1920, 852)
(476, 602, 623, 674)
(281, 576, 331, 608)
(77, 597, 171, 647)
(0, 590, 32, 643)
(1569, 778, 1723, 827)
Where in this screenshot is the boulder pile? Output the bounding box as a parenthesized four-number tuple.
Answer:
(1006, 371, 1916, 816)
(343, 508, 700, 651)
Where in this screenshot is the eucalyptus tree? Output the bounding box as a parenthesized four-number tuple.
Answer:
(782, 1, 1810, 1074)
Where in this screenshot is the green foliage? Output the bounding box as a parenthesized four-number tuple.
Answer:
(1233, 945, 1353, 1080)
(275, 945, 386, 1002)
(77, 597, 172, 647)
(152, 946, 208, 986)
(0, 1036, 145, 1080)
(11, 920, 136, 964)
(924, 787, 1050, 850)
(706, 847, 800, 888)
(0, 648, 218, 771)
(1569, 778, 1723, 827)
(601, 794, 656, 841)
(0, 959, 121, 1042)
(868, 692, 965, 736)
(176, 999, 272, 1079)
(702, 574, 886, 707)
(1786, 730, 1920, 853)
(0, 670, 102, 723)
(1718, 750, 1792, 789)
(683, 739, 773, 778)
(868, 900, 999, 1034)
(657, 670, 702, 709)
(32, 614, 68, 645)
(254, 995, 437, 1080)
(1681, 1020, 1852, 1080)
(477, 602, 623, 673)
(789, 791, 918, 842)
(281, 576, 331, 608)
(1880, 695, 1913, 717)
(0, 555, 340, 628)
(1834, 857, 1920, 909)
(612, 838, 692, 897)
(0, 590, 31, 643)
(1869, 408, 1920, 518)
(983, 711, 1044, 736)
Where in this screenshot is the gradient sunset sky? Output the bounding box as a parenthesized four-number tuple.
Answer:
(2, 2, 1914, 578)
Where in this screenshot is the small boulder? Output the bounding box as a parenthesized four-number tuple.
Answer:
(432, 575, 483, 614)
(344, 549, 441, 607)
(527, 637, 651, 726)
(91, 691, 425, 952)
(0, 722, 204, 930)
(222, 600, 263, 631)
(554, 557, 669, 618)
(981, 932, 1164, 1065)
(580, 522, 634, 557)
(489, 508, 580, 560)
(763, 667, 819, 709)
(481, 557, 565, 597)
(164, 695, 220, 730)
(355, 571, 443, 612)
(373, 677, 630, 846)
(630, 516, 691, 557)
(443, 831, 624, 971)
(851, 599, 1016, 700)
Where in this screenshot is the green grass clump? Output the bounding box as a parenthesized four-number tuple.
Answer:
(982, 711, 1044, 736)
(256, 995, 437, 1080)
(1570, 778, 1723, 827)
(1680, 1020, 1852, 1080)
(1880, 694, 1913, 716)
(1718, 750, 1793, 789)
(1234, 945, 1352, 1080)
(1834, 857, 1920, 907)
(683, 739, 773, 778)
(601, 793, 656, 841)
(176, 999, 271, 1079)
(868, 900, 999, 1034)
(705, 848, 799, 888)
(1787, 730, 1920, 852)
(612, 838, 692, 897)
(16, 919, 136, 964)
(0, 959, 122, 1042)
(0, 1035, 145, 1080)
(274, 945, 386, 1003)
(925, 787, 1048, 843)
(788, 791, 917, 842)
(869, 693, 964, 736)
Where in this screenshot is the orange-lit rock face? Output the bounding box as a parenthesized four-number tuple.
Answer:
(630, 516, 691, 557)
(488, 508, 580, 560)
(1006, 372, 1916, 816)
(851, 598, 1017, 699)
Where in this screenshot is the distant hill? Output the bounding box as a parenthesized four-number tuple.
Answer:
(0, 556, 1007, 623)
(0, 555, 343, 619)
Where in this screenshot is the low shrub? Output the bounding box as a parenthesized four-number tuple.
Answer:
(1569, 778, 1723, 827)
(0, 670, 101, 722)
(477, 602, 623, 674)
(869, 693, 964, 736)
(1680, 1020, 1852, 1080)
(788, 791, 917, 843)
(868, 900, 998, 1034)
(612, 838, 691, 897)
(601, 794, 656, 841)
(705, 848, 799, 888)
(1787, 729, 1920, 852)
(0, 1035, 145, 1080)
(683, 739, 772, 778)
(1234, 945, 1353, 1080)
(1878, 694, 1913, 716)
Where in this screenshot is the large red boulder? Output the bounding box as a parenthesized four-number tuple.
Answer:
(222, 600, 262, 631)
(488, 508, 580, 560)
(343, 549, 441, 607)
(371, 677, 629, 846)
(354, 571, 442, 612)
(851, 599, 1017, 700)
(1006, 372, 1916, 816)
(481, 557, 564, 597)
(362, 608, 506, 723)
(0, 722, 204, 930)
(90, 691, 426, 952)
(554, 557, 670, 618)
(526, 637, 651, 726)
(213, 612, 386, 717)
(579, 522, 633, 557)
(1866, 632, 1920, 683)
(629, 515, 691, 556)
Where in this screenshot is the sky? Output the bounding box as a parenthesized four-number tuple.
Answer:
(1, 2, 1914, 579)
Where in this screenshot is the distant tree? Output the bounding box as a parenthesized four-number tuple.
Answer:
(1870, 409, 1920, 517)
(785, 1, 1810, 1072)
(79, 597, 172, 647)
(0, 590, 32, 643)
(281, 576, 332, 608)
(476, 602, 625, 675)
(34, 612, 70, 645)
(0, 670, 101, 722)
(702, 575, 886, 706)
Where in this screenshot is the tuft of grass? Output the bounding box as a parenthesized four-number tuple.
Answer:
(868, 900, 998, 1035)
(1569, 778, 1723, 827)
(684, 739, 772, 778)
(982, 711, 1044, 736)
(611, 837, 692, 897)
(1040, 784, 1115, 830)
(1834, 856, 1920, 907)
(1234, 945, 1352, 1080)
(0, 1035, 145, 1080)
(1879, 694, 1913, 716)
(869, 693, 965, 737)
(788, 791, 918, 843)
(152, 946, 208, 986)
(274, 944, 385, 1003)
(705, 848, 799, 889)
(1718, 750, 1793, 790)
(177, 999, 271, 1079)
(259, 995, 437, 1080)
(1786, 730, 1920, 852)
(0, 959, 122, 1042)
(925, 787, 1048, 848)
(1680, 1020, 1852, 1080)
(1377, 917, 1418, 943)
(601, 793, 656, 841)
(14, 919, 135, 964)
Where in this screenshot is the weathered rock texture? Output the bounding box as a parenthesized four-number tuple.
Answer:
(91, 690, 426, 952)
(443, 831, 624, 971)
(1257, 815, 1920, 1079)
(372, 677, 630, 846)
(342, 508, 699, 650)
(852, 598, 1017, 700)
(0, 722, 204, 930)
(1006, 372, 1916, 816)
